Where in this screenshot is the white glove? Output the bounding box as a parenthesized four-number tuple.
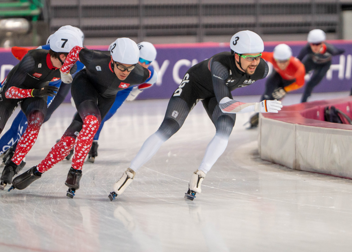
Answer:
(60, 70, 73, 84)
(126, 87, 143, 101)
(255, 100, 282, 113)
(272, 87, 286, 100)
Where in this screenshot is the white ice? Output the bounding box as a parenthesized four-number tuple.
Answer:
(0, 91, 352, 252)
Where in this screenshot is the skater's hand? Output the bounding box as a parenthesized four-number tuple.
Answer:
(272, 87, 286, 100)
(60, 70, 73, 84)
(31, 86, 59, 97)
(255, 100, 282, 113)
(126, 87, 143, 101)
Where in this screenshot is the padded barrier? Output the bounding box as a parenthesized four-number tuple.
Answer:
(259, 97, 352, 178)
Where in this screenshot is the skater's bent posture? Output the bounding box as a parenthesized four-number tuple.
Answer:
(298, 29, 344, 102)
(108, 30, 283, 201)
(0, 29, 82, 189)
(12, 38, 150, 197)
(248, 44, 305, 128)
(87, 41, 158, 163)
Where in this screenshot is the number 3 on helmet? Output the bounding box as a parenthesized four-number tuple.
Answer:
(230, 30, 264, 54)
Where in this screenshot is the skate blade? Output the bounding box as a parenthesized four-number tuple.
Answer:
(66, 188, 75, 198)
(184, 192, 196, 201)
(8, 186, 14, 192)
(108, 192, 117, 201)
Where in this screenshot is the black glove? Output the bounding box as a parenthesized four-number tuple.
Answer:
(31, 86, 59, 97)
(272, 87, 286, 100)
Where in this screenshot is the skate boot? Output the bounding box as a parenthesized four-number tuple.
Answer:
(0, 161, 18, 190)
(185, 170, 206, 201)
(87, 141, 98, 163)
(9, 166, 42, 191)
(108, 168, 135, 201)
(65, 167, 82, 198)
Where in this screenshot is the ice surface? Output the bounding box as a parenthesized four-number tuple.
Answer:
(1, 92, 352, 252)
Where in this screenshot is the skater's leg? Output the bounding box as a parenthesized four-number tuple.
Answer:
(0, 98, 18, 135)
(37, 116, 82, 173)
(10, 98, 46, 165)
(199, 97, 236, 174)
(185, 98, 235, 199)
(94, 87, 132, 141)
(130, 96, 192, 172)
(0, 111, 26, 155)
(301, 60, 329, 102)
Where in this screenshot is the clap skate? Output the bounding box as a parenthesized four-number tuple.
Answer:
(108, 168, 135, 201)
(87, 141, 98, 163)
(65, 167, 82, 198)
(245, 113, 259, 129)
(9, 166, 42, 191)
(184, 170, 206, 201)
(0, 161, 22, 190)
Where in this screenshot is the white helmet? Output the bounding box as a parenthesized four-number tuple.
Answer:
(138, 41, 157, 62)
(307, 29, 326, 43)
(230, 30, 264, 54)
(46, 34, 53, 45)
(58, 25, 84, 43)
(273, 44, 292, 61)
(50, 29, 83, 53)
(109, 38, 139, 64)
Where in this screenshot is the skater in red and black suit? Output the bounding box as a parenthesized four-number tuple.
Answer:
(0, 30, 82, 189)
(12, 38, 150, 198)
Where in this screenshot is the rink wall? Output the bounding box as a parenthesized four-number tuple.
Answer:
(258, 97, 352, 178)
(1, 40, 352, 101)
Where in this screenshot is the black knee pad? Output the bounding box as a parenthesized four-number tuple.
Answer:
(215, 116, 235, 138)
(157, 118, 181, 140)
(77, 100, 102, 123)
(63, 119, 83, 139)
(27, 110, 44, 128)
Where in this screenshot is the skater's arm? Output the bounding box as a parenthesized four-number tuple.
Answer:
(326, 43, 345, 56)
(219, 97, 282, 114)
(61, 46, 84, 74)
(4, 55, 35, 99)
(284, 60, 306, 92)
(297, 44, 310, 61)
(210, 60, 231, 103)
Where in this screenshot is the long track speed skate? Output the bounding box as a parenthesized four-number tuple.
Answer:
(65, 167, 82, 198)
(0, 161, 26, 190)
(9, 166, 41, 191)
(184, 189, 197, 201)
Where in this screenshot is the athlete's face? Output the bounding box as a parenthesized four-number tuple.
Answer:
(234, 53, 261, 75)
(275, 59, 290, 70)
(51, 54, 67, 68)
(114, 62, 135, 80)
(310, 43, 323, 54)
(138, 62, 149, 69)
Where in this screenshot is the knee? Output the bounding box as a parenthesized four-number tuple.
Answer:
(157, 118, 180, 140)
(216, 116, 235, 137)
(27, 111, 44, 129)
(77, 100, 102, 124)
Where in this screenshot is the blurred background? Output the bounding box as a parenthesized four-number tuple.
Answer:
(2, 0, 352, 47)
